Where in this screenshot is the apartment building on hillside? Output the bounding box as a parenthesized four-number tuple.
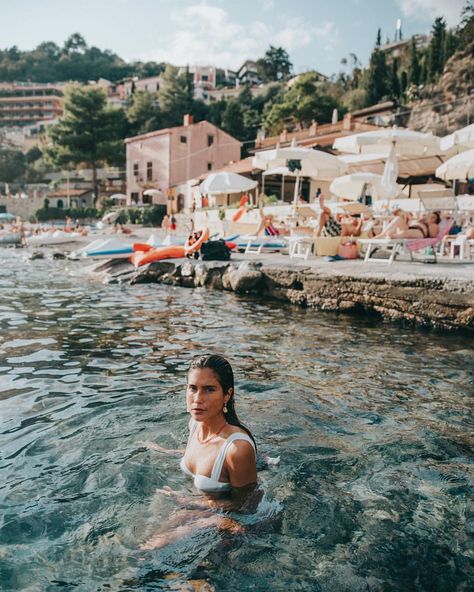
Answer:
(0, 82, 63, 128)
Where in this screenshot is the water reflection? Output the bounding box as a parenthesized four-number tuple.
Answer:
(0, 249, 472, 591)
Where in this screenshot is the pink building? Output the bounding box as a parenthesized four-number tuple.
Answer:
(125, 116, 241, 211)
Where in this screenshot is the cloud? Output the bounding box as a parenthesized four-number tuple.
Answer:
(394, 0, 465, 27)
(262, 0, 274, 10)
(140, 3, 338, 71)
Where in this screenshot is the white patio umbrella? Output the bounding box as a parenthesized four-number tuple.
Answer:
(333, 128, 442, 157)
(330, 172, 401, 201)
(440, 124, 474, 153)
(253, 141, 347, 206)
(110, 193, 127, 201)
(101, 211, 120, 224)
(199, 172, 257, 195)
(435, 148, 474, 180)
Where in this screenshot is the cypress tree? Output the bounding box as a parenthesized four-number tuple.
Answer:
(428, 17, 447, 81)
(408, 37, 421, 86)
(366, 30, 389, 105)
(390, 58, 400, 98)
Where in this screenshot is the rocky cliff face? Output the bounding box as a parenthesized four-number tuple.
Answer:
(408, 42, 474, 135)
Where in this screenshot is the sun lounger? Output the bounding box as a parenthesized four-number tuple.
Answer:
(360, 220, 452, 264)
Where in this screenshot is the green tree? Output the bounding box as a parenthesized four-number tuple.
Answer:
(221, 99, 245, 139)
(49, 85, 127, 200)
(365, 30, 389, 105)
(458, 1, 474, 45)
(262, 72, 338, 134)
(389, 58, 400, 98)
(444, 29, 458, 62)
(428, 17, 447, 81)
(0, 148, 26, 182)
(159, 65, 194, 127)
(63, 33, 87, 54)
(256, 46, 293, 82)
(126, 90, 161, 135)
(408, 37, 421, 86)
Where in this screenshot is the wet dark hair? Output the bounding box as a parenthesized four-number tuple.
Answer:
(432, 211, 441, 224)
(188, 354, 256, 450)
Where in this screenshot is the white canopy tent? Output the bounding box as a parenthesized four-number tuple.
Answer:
(436, 148, 474, 180)
(440, 124, 474, 153)
(253, 141, 347, 206)
(330, 172, 402, 201)
(199, 172, 257, 196)
(333, 128, 442, 157)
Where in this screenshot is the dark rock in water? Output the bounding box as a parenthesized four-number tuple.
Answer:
(222, 261, 263, 293)
(52, 252, 66, 260)
(29, 251, 45, 260)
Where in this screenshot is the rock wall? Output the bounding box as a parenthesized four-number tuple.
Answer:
(98, 259, 474, 333)
(408, 42, 474, 135)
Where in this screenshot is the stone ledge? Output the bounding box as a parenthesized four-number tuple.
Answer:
(97, 258, 474, 333)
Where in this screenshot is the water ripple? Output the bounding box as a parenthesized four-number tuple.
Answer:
(0, 250, 472, 591)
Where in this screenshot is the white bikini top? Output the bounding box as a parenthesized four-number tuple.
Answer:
(180, 421, 256, 493)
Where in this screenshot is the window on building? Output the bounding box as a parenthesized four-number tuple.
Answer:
(57, 199, 64, 208)
(207, 162, 213, 171)
(146, 161, 153, 181)
(202, 75, 208, 82)
(142, 194, 152, 205)
(131, 192, 139, 204)
(180, 135, 187, 144)
(133, 163, 139, 178)
(207, 134, 214, 147)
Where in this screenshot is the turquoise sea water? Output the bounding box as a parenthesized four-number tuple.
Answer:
(0, 249, 473, 591)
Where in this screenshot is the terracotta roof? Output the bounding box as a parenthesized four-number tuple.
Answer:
(124, 120, 241, 145)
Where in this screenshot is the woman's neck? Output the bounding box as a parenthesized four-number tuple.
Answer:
(198, 415, 227, 440)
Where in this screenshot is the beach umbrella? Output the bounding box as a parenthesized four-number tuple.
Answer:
(330, 172, 401, 201)
(102, 211, 120, 224)
(0, 212, 15, 221)
(333, 128, 441, 157)
(199, 172, 257, 195)
(440, 124, 474, 153)
(110, 193, 127, 201)
(380, 145, 400, 199)
(253, 141, 347, 206)
(435, 148, 474, 180)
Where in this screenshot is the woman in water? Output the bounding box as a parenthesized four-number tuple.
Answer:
(141, 354, 258, 550)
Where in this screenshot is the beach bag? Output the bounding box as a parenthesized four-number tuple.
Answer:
(337, 240, 358, 259)
(200, 239, 231, 261)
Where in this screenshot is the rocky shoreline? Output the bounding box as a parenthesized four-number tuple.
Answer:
(94, 256, 474, 333)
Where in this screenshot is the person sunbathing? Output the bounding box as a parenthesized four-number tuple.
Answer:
(315, 196, 362, 237)
(375, 210, 440, 239)
(256, 207, 280, 236)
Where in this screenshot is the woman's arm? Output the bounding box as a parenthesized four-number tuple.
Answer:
(138, 441, 185, 455)
(226, 440, 257, 488)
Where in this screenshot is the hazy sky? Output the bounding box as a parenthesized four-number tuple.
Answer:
(0, 0, 466, 76)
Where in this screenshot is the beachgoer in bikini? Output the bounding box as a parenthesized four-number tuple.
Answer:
(375, 209, 440, 239)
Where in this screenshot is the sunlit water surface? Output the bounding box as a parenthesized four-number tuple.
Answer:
(0, 249, 473, 592)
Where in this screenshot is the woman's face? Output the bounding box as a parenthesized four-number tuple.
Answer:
(429, 212, 439, 224)
(186, 368, 231, 422)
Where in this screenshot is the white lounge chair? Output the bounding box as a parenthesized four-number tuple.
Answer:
(360, 219, 453, 264)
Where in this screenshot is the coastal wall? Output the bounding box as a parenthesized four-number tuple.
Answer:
(98, 258, 474, 333)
